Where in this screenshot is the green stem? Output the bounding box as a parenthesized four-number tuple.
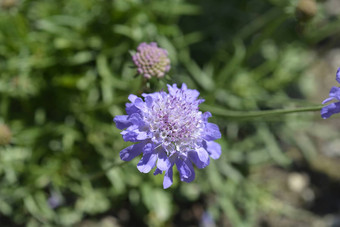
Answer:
(200, 104, 323, 119)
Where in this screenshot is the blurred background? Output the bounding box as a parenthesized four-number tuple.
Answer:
(1, 0, 340, 226)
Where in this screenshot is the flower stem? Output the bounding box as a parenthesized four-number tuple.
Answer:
(200, 104, 323, 119)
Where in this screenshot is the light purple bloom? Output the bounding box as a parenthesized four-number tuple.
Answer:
(132, 42, 170, 79)
(114, 84, 221, 189)
(321, 68, 340, 119)
(200, 211, 216, 227)
(47, 192, 62, 209)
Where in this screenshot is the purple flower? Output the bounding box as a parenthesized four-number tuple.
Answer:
(47, 192, 62, 209)
(114, 84, 221, 189)
(321, 68, 340, 119)
(200, 211, 216, 227)
(132, 42, 170, 79)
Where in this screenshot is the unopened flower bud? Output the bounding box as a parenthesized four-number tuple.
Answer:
(1, 0, 17, 9)
(132, 42, 170, 79)
(296, 0, 317, 22)
(0, 124, 11, 145)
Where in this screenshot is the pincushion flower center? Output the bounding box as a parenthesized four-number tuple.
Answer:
(145, 93, 204, 151)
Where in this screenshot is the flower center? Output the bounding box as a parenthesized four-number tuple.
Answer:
(144, 91, 204, 154)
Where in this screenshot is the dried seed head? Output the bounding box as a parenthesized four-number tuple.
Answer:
(0, 124, 11, 145)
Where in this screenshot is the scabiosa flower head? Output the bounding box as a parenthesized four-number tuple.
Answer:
(114, 84, 221, 188)
(132, 42, 170, 79)
(321, 67, 340, 119)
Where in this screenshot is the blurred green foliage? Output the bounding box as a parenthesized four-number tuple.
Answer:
(0, 0, 339, 226)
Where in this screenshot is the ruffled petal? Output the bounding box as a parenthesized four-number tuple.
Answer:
(134, 98, 146, 111)
(153, 168, 162, 175)
(121, 130, 148, 142)
(142, 143, 154, 154)
(204, 123, 221, 141)
(322, 97, 335, 104)
(329, 86, 340, 99)
(336, 67, 340, 84)
(145, 95, 153, 108)
(184, 160, 195, 183)
(321, 102, 340, 119)
(176, 158, 195, 183)
(157, 150, 172, 171)
(121, 125, 149, 142)
(167, 83, 201, 102)
(204, 141, 222, 159)
(163, 167, 174, 189)
(202, 112, 212, 121)
(167, 84, 178, 96)
(119, 142, 145, 161)
(128, 94, 138, 103)
(113, 115, 131, 130)
(125, 103, 140, 115)
(184, 89, 200, 103)
(126, 95, 145, 114)
(188, 147, 210, 169)
(137, 152, 158, 173)
(128, 113, 144, 126)
(142, 92, 160, 101)
(322, 87, 340, 104)
(181, 83, 187, 90)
